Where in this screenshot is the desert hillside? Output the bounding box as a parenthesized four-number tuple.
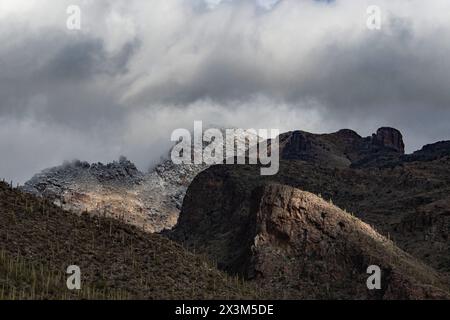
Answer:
(0, 181, 264, 299)
(171, 149, 450, 276)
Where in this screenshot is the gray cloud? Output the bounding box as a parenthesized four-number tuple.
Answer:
(1, 0, 450, 183)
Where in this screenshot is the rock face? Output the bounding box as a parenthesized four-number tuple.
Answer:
(172, 182, 449, 299)
(371, 127, 405, 153)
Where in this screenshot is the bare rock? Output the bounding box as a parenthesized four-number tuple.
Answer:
(371, 127, 405, 153)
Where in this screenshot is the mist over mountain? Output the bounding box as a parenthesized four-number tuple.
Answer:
(2, 0, 450, 184)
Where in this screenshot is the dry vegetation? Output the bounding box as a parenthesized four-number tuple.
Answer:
(0, 181, 265, 300)
(0, 249, 129, 300)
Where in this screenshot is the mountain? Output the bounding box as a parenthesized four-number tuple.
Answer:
(22, 127, 408, 233)
(171, 182, 448, 299)
(22, 156, 170, 232)
(23, 129, 259, 232)
(278, 127, 405, 168)
(21, 157, 208, 233)
(169, 129, 450, 298)
(7, 126, 450, 299)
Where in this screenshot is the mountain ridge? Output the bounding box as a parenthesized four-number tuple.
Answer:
(21, 127, 450, 234)
(4, 126, 450, 299)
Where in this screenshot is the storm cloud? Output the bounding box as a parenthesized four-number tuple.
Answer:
(1, 0, 450, 183)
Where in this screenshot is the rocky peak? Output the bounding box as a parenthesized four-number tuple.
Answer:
(371, 127, 405, 154)
(22, 129, 262, 233)
(278, 127, 408, 169)
(22, 157, 145, 199)
(89, 156, 142, 183)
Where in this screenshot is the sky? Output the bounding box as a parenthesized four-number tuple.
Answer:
(1, 0, 450, 183)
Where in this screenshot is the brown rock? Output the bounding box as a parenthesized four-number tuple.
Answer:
(372, 127, 405, 154)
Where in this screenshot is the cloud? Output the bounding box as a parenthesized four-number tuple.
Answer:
(1, 0, 450, 183)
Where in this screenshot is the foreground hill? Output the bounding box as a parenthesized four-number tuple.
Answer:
(171, 149, 450, 275)
(170, 159, 450, 298)
(0, 181, 263, 299)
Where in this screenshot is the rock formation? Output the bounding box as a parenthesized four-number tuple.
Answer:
(172, 182, 449, 299)
(371, 127, 405, 153)
(277, 127, 406, 168)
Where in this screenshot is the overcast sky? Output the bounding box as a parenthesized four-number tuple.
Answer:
(1, 0, 450, 183)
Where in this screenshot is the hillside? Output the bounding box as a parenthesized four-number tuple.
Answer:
(171, 152, 450, 276)
(0, 181, 264, 300)
(170, 148, 450, 299)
